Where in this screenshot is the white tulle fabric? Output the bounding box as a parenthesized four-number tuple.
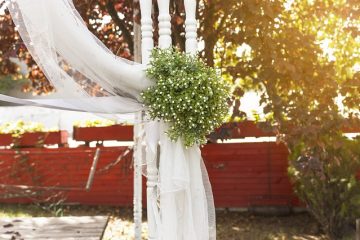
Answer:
(158, 122, 216, 240)
(7, 0, 150, 114)
(5, 0, 216, 239)
(142, 121, 216, 240)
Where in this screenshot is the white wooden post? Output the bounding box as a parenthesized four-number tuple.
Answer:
(147, 1, 171, 238)
(139, 0, 154, 65)
(158, 0, 172, 48)
(133, 1, 143, 239)
(184, 0, 198, 54)
(133, 114, 143, 240)
(145, 149, 158, 240)
(139, 1, 158, 240)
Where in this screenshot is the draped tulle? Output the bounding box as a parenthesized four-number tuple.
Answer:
(4, 0, 216, 239)
(148, 122, 216, 240)
(6, 0, 151, 114)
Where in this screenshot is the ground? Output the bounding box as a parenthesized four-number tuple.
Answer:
(0, 204, 327, 240)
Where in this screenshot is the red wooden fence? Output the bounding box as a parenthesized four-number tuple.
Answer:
(203, 142, 296, 207)
(0, 121, 358, 208)
(0, 147, 136, 206)
(0, 144, 294, 208)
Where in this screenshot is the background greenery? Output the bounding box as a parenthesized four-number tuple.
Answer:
(0, 75, 26, 94)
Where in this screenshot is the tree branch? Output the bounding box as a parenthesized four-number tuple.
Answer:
(171, 0, 185, 51)
(106, 0, 134, 55)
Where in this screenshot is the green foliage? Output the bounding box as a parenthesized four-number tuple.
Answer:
(0, 76, 26, 94)
(289, 135, 360, 239)
(199, 0, 360, 125)
(141, 48, 231, 147)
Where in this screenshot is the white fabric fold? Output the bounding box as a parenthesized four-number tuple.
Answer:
(7, 0, 151, 114)
(158, 122, 216, 240)
(0, 94, 143, 113)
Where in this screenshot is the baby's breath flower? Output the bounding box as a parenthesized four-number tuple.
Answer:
(141, 47, 230, 147)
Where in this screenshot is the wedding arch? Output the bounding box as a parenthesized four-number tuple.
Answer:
(1, 0, 221, 239)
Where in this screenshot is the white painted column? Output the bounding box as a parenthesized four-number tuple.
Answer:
(140, 0, 154, 65)
(184, 0, 198, 54)
(158, 0, 172, 48)
(133, 1, 143, 239)
(139, 1, 158, 240)
(133, 114, 143, 240)
(150, 1, 171, 238)
(133, 1, 143, 238)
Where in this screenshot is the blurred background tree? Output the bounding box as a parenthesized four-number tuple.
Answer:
(209, 1, 360, 238)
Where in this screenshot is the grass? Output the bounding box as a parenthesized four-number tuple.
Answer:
(0, 203, 51, 218)
(0, 203, 327, 240)
(216, 210, 327, 240)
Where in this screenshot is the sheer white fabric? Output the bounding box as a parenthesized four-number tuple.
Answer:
(6, 0, 151, 114)
(5, 0, 216, 239)
(142, 121, 216, 240)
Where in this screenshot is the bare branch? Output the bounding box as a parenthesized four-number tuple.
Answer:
(106, 0, 134, 55)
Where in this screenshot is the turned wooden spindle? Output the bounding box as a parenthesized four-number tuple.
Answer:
(139, 1, 159, 239)
(140, 0, 154, 65)
(158, 0, 172, 48)
(184, 0, 198, 54)
(133, 116, 143, 240)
